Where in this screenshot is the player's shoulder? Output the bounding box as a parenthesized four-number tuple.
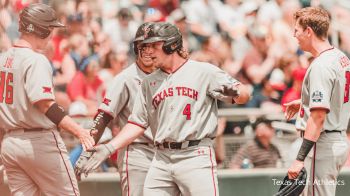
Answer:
(187, 59, 219, 72)
(118, 63, 136, 78)
(14, 48, 50, 69)
(314, 47, 346, 68)
(110, 64, 135, 84)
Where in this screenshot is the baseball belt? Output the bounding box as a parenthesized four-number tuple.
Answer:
(157, 140, 201, 150)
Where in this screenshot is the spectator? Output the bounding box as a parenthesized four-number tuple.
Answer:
(241, 23, 282, 85)
(281, 67, 307, 110)
(68, 33, 90, 70)
(98, 50, 128, 84)
(103, 7, 139, 52)
(148, 0, 179, 17)
(167, 8, 200, 52)
(182, 0, 223, 37)
(67, 55, 104, 116)
(230, 117, 282, 169)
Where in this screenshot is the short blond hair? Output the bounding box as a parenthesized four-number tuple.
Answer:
(294, 7, 330, 40)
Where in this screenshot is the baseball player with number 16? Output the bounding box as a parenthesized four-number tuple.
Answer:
(0, 3, 95, 196)
(285, 7, 350, 196)
(79, 22, 250, 196)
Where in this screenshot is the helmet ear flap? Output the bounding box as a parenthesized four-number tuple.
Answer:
(162, 34, 183, 54)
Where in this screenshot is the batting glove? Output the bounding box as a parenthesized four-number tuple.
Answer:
(81, 143, 115, 176)
(74, 151, 93, 181)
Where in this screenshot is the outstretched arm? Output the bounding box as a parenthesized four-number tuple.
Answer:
(79, 123, 146, 175)
(35, 99, 95, 151)
(90, 110, 114, 144)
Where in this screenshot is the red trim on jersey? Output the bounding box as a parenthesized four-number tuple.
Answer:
(310, 107, 330, 113)
(312, 144, 317, 196)
(209, 146, 217, 196)
(136, 62, 152, 75)
(51, 131, 79, 196)
(160, 59, 189, 74)
(317, 46, 334, 57)
(126, 145, 130, 196)
(12, 45, 32, 49)
(127, 121, 147, 129)
(97, 109, 114, 119)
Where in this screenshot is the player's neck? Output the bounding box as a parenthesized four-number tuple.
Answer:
(162, 54, 187, 74)
(16, 35, 42, 51)
(136, 60, 153, 74)
(311, 39, 333, 57)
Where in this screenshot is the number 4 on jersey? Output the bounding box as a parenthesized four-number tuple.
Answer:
(345, 71, 350, 103)
(183, 104, 191, 120)
(0, 71, 14, 104)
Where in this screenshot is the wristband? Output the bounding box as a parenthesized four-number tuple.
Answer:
(45, 103, 66, 125)
(296, 138, 315, 161)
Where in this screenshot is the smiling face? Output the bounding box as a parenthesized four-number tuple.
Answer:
(140, 41, 167, 69)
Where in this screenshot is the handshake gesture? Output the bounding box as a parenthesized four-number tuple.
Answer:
(74, 136, 115, 180)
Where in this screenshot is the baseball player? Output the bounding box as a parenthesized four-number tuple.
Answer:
(285, 7, 350, 196)
(74, 22, 157, 196)
(80, 22, 250, 196)
(0, 4, 95, 196)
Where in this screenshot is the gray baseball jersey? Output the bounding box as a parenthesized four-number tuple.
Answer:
(294, 47, 350, 196)
(0, 47, 56, 131)
(129, 59, 240, 143)
(0, 46, 79, 195)
(98, 63, 153, 143)
(296, 47, 350, 131)
(98, 63, 155, 196)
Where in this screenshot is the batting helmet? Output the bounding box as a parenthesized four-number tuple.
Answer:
(274, 167, 307, 196)
(19, 3, 65, 39)
(133, 22, 154, 55)
(142, 22, 183, 54)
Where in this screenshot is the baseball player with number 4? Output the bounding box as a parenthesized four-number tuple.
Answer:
(74, 22, 157, 196)
(0, 3, 95, 196)
(284, 7, 350, 196)
(79, 22, 250, 196)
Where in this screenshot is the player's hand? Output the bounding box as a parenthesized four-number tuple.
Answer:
(222, 84, 239, 97)
(74, 151, 93, 181)
(288, 160, 304, 179)
(81, 143, 115, 176)
(283, 99, 301, 121)
(78, 129, 95, 151)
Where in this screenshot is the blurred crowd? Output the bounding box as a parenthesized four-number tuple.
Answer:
(2, 0, 350, 115)
(1, 0, 350, 170)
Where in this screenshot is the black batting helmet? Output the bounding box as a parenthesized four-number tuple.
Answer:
(133, 22, 154, 55)
(274, 167, 307, 196)
(19, 3, 65, 39)
(142, 22, 183, 54)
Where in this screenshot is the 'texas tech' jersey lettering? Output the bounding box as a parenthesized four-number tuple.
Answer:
(152, 87, 198, 109)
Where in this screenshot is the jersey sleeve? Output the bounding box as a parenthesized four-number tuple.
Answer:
(24, 55, 55, 104)
(98, 74, 129, 118)
(308, 63, 334, 112)
(128, 82, 149, 129)
(207, 64, 241, 103)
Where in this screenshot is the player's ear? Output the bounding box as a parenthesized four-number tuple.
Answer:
(306, 26, 312, 37)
